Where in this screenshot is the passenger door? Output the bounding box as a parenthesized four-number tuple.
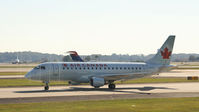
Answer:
(52, 64, 60, 80)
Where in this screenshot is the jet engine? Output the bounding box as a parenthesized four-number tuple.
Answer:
(90, 77, 105, 88)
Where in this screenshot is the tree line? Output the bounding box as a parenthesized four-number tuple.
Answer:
(0, 51, 199, 63)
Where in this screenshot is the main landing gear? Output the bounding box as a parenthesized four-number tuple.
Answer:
(108, 84, 116, 89)
(44, 81, 49, 91)
(108, 81, 116, 89)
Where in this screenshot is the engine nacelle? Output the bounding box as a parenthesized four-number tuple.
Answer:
(90, 77, 105, 87)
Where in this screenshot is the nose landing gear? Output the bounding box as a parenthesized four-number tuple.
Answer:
(44, 81, 49, 91)
(44, 85, 49, 91)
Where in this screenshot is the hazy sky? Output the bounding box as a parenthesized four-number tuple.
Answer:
(0, 0, 199, 55)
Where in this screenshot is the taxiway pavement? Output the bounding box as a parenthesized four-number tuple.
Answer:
(1, 82, 199, 103)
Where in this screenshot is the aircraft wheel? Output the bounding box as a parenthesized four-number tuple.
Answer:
(108, 84, 116, 89)
(43, 81, 49, 91)
(44, 86, 49, 91)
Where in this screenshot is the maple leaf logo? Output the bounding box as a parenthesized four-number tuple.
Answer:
(161, 47, 171, 59)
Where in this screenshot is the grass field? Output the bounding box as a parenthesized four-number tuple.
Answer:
(176, 67, 199, 70)
(115, 77, 199, 84)
(0, 66, 35, 68)
(0, 77, 198, 87)
(0, 79, 67, 87)
(0, 97, 199, 112)
(0, 72, 27, 75)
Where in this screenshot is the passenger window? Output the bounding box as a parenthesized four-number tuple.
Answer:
(108, 67, 110, 70)
(112, 67, 114, 70)
(124, 67, 126, 70)
(132, 67, 134, 70)
(116, 67, 118, 70)
(120, 67, 122, 70)
(87, 67, 89, 70)
(128, 67, 130, 70)
(104, 67, 106, 70)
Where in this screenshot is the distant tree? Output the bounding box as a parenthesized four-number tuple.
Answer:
(111, 53, 117, 56)
(85, 56, 91, 62)
(62, 55, 72, 62)
(94, 55, 99, 61)
(189, 55, 196, 62)
(41, 58, 48, 63)
(53, 59, 58, 62)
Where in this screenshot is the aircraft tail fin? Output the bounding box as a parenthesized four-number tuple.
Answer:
(67, 51, 84, 62)
(146, 35, 175, 65)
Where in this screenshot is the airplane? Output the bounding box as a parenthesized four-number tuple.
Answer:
(67, 51, 84, 62)
(12, 56, 20, 64)
(25, 35, 175, 91)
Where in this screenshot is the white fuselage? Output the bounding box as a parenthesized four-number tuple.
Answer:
(25, 62, 169, 83)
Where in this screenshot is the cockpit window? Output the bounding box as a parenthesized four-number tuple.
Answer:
(34, 66, 40, 69)
(34, 66, 45, 70)
(41, 66, 45, 69)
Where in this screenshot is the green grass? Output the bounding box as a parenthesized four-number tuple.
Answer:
(116, 77, 199, 84)
(0, 79, 67, 87)
(0, 77, 198, 87)
(0, 66, 35, 68)
(0, 72, 27, 75)
(1, 97, 199, 112)
(176, 67, 199, 70)
(179, 65, 199, 66)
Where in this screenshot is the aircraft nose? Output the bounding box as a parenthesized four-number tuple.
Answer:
(25, 72, 32, 79)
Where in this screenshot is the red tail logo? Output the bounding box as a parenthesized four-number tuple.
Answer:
(161, 47, 171, 59)
(68, 51, 78, 56)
